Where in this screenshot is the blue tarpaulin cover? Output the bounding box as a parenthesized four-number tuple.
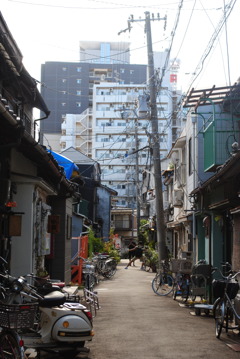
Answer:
(48, 150, 79, 179)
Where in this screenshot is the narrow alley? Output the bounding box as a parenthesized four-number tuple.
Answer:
(82, 259, 240, 359)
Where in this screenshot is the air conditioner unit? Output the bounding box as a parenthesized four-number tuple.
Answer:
(173, 190, 183, 207)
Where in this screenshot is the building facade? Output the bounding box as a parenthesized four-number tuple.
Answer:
(40, 58, 147, 146)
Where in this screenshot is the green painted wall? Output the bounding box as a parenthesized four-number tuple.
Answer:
(211, 214, 224, 268)
(196, 215, 205, 261)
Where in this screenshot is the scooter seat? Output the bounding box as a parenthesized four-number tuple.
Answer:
(39, 290, 66, 307)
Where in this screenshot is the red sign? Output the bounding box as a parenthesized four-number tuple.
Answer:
(6, 201, 17, 207)
(170, 74, 177, 83)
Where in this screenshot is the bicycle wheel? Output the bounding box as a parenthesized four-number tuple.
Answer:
(214, 298, 225, 339)
(103, 260, 117, 278)
(152, 273, 174, 296)
(0, 330, 24, 359)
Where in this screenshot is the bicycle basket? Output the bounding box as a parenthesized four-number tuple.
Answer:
(170, 259, 192, 274)
(170, 259, 182, 273)
(212, 280, 239, 300)
(179, 260, 192, 274)
(0, 303, 38, 329)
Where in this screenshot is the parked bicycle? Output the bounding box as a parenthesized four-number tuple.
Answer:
(172, 272, 191, 302)
(78, 256, 98, 291)
(213, 263, 240, 339)
(93, 254, 117, 279)
(152, 260, 174, 296)
(0, 257, 29, 359)
(0, 302, 31, 359)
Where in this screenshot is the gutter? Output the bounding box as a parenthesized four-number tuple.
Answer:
(0, 99, 20, 127)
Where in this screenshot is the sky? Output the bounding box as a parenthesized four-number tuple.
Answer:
(1, 0, 240, 97)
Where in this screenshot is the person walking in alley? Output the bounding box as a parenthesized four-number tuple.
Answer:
(125, 244, 144, 269)
(127, 239, 136, 266)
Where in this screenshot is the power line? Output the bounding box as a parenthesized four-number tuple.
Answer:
(185, 0, 237, 93)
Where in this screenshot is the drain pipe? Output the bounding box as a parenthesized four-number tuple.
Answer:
(191, 113, 197, 264)
(34, 113, 50, 142)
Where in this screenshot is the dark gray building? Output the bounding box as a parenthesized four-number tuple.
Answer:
(40, 61, 147, 136)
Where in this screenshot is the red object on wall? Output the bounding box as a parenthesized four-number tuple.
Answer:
(71, 235, 88, 285)
(170, 74, 177, 83)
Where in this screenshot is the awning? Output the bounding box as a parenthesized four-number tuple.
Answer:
(166, 216, 190, 229)
(48, 150, 79, 180)
(167, 221, 184, 228)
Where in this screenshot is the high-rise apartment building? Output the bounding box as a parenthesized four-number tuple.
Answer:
(41, 42, 182, 209)
(60, 81, 177, 207)
(40, 41, 147, 148)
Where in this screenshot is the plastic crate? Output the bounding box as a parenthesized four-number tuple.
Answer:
(212, 280, 239, 300)
(0, 303, 38, 329)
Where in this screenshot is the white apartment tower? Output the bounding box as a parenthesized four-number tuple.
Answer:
(91, 83, 171, 207)
(59, 48, 182, 209)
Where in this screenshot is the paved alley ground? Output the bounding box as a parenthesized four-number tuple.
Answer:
(82, 259, 240, 359)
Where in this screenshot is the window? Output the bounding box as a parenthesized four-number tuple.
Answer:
(120, 68, 125, 74)
(76, 102, 81, 107)
(130, 70, 134, 75)
(76, 90, 81, 96)
(117, 184, 126, 189)
(77, 67, 82, 72)
(61, 91, 67, 95)
(61, 102, 66, 106)
(97, 136, 110, 142)
(76, 79, 81, 84)
(62, 67, 67, 71)
(189, 137, 193, 175)
(62, 79, 67, 83)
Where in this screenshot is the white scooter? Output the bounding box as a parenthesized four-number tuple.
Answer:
(0, 259, 94, 358)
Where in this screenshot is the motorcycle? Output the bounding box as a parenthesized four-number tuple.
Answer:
(0, 257, 94, 358)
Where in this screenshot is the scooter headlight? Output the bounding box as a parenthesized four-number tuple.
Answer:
(11, 279, 23, 292)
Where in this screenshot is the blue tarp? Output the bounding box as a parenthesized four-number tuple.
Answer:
(48, 150, 79, 180)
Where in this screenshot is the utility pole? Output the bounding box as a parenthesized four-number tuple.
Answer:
(127, 11, 167, 262)
(134, 116, 140, 239)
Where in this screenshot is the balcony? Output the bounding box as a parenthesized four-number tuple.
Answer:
(114, 220, 131, 231)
